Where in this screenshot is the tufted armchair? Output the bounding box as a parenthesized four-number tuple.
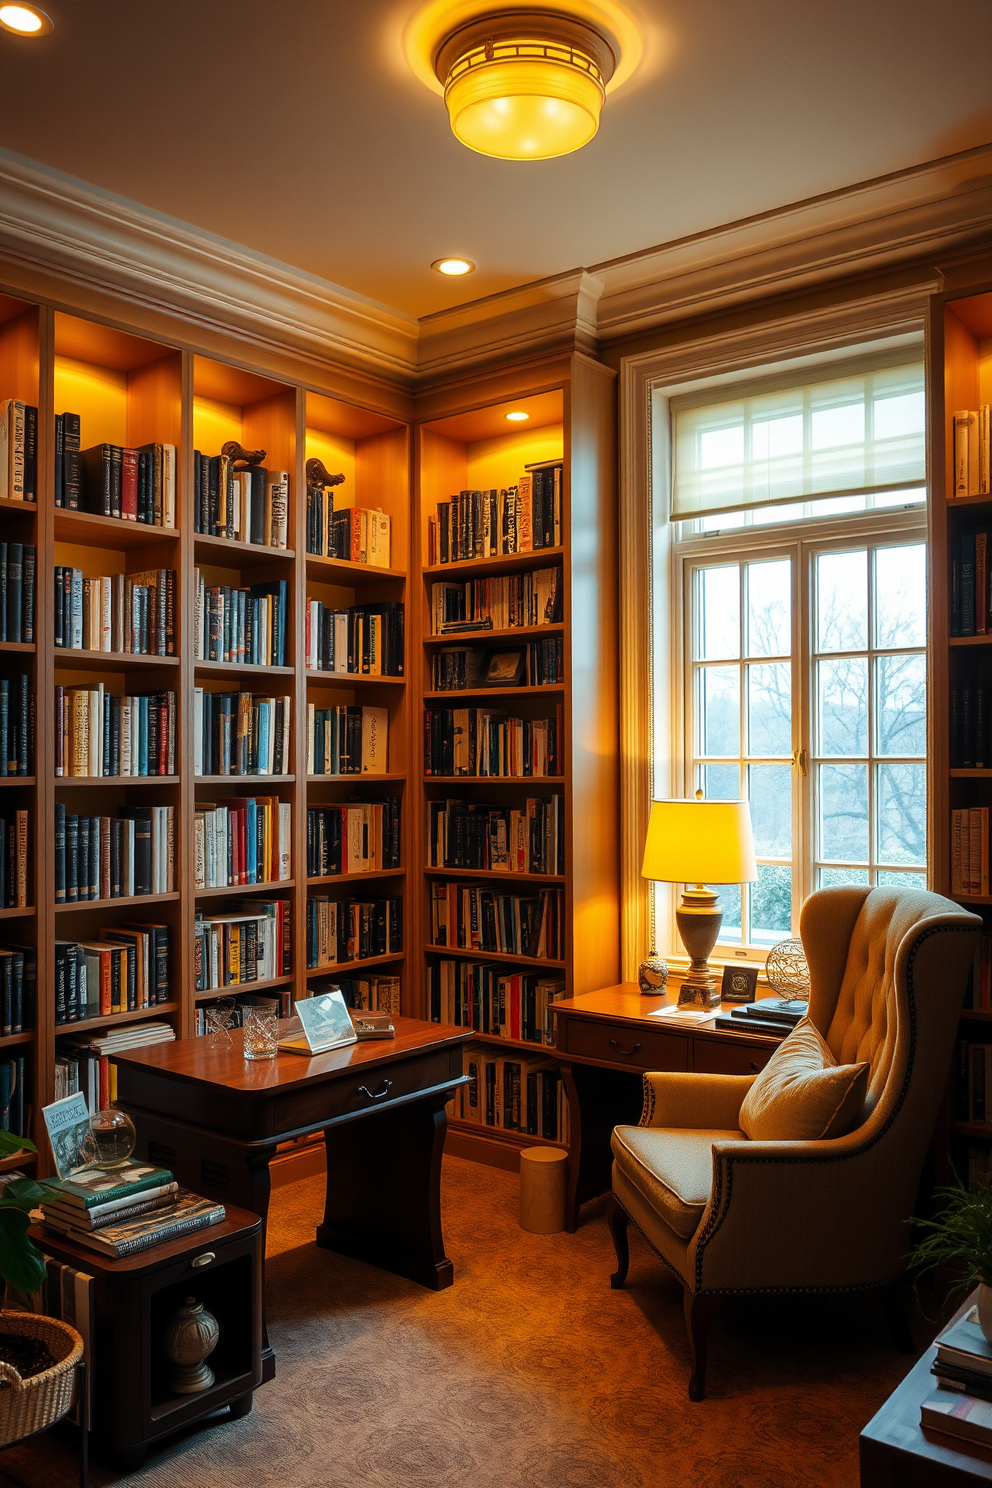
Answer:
(607, 886, 981, 1399)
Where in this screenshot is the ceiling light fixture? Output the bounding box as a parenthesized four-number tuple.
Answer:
(505, 411, 529, 422)
(0, 3, 53, 34)
(432, 257, 476, 276)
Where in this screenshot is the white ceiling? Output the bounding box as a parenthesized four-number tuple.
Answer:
(1, 0, 991, 320)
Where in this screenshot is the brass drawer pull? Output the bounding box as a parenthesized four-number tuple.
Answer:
(191, 1252, 215, 1269)
(609, 1039, 642, 1057)
(357, 1078, 394, 1102)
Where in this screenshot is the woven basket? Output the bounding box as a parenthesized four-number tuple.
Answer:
(0, 1313, 83, 1447)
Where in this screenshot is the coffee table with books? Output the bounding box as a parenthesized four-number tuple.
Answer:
(861, 1291, 992, 1484)
(29, 1157, 261, 1471)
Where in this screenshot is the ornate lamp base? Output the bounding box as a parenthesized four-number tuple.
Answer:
(637, 952, 669, 995)
(675, 885, 723, 1010)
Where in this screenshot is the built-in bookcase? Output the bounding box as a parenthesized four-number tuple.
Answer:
(0, 293, 418, 1174)
(929, 282, 992, 1186)
(414, 362, 620, 1166)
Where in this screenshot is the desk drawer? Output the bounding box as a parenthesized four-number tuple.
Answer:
(329, 1049, 456, 1121)
(563, 1019, 688, 1073)
(692, 1039, 774, 1076)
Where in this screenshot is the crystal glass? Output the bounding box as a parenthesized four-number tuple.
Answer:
(204, 997, 236, 1046)
(242, 1001, 279, 1061)
(90, 1108, 137, 1169)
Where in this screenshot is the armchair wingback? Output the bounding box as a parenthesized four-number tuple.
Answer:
(607, 886, 981, 1399)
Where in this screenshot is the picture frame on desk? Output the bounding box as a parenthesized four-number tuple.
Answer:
(721, 965, 759, 1004)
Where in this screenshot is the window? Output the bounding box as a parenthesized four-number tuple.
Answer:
(652, 344, 928, 962)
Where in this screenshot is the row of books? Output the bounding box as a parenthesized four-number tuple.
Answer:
(424, 706, 563, 778)
(429, 883, 564, 961)
(950, 665, 992, 768)
(336, 974, 402, 1015)
(55, 687, 176, 777)
(951, 808, 989, 896)
(0, 1054, 29, 1140)
(54, 805, 174, 903)
(54, 926, 172, 1022)
(306, 799, 401, 877)
(194, 797, 292, 888)
(194, 900, 291, 991)
(430, 566, 562, 635)
(54, 567, 175, 655)
(950, 532, 992, 635)
(920, 1302, 992, 1450)
(193, 573, 288, 667)
(192, 690, 291, 777)
(0, 945, 35, 1034)
(193, 452, 288, 546)
(0, 542, 35, 641)
(953, 407, 991, 497)
(0, 809, 28, 909)
(429, 635, 563, 692)
(55, 425, 177, 527)
(306, 895, 402, 969)
(0, 675, 32, 776)
(54, 1021, 175, 1108)
(307, 703, 388, 776)
(454, 1042, 569, 1143)
(429, 958, 565, 1044)
(0, 399, 37, 501)
(428, 462, 564, 565)
(305, 491, 392, 567)
(427, 796, 564, 876)
(38, 1158, 223, 1261)
(966, 935, 992, 1011)
(304, 600, 404, 676)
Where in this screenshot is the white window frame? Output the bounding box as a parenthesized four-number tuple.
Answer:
(673, 507, 927, 963)
(617, 295, 932, 982)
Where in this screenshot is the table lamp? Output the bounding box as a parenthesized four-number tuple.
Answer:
(640, 792, 758, 1008)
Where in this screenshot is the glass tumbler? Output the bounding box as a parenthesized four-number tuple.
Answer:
(242, 1000, 279, 1061)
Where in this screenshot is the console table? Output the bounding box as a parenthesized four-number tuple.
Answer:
(112, 1016, 470, 1380)
(552, 982, 785, 1231)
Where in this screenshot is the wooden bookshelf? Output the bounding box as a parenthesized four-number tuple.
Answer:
(414, 365, 619, 1161)
(929, 281, 992, 1184)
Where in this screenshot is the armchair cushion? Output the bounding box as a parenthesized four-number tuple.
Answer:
(612, 1124, 744, 1240)
(739, 1016, 869, 1142)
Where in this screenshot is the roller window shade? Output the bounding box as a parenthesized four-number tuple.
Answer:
(671, 358, 925, 521)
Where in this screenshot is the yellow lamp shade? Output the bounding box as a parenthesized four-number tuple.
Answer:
(641, 800, 758, 886)
(444, 40, 606, 160)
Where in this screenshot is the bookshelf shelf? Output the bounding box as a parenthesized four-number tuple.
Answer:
(0, 1152, 36, 1172)
(60, 1002, 180, 1034)
(307, 773, 405, 783)
(193, 534, 294, 563)
(305, 670, 405, 686)
(55, 891, 180, 913)
(54, 648, 178, 673)
(949, 636, 992, 648)
(0, 1033, 35, 1049)
(961, 1009, 992, 1021)
(423, 685, 563, 701)
(0, 905, 34, 920)
(423, 866, 565, 883)
(952, 1122, 992, 1140)
(194, 880, 294, 898)
(0, 777, 34, 789)
(196, 774, 295, 785)
(0, 641, 35, 654)
(305, 555, 405, 583)
(465, 1031, 559, 1053)
(426, 945, 565, 970)
(950, 769, 992, 778)
(423, 547, 564, 578)
(56, 776, 181, 786)
(424, 623, 564, 646)
(194, 660, 294, 678)
(423, 775, 564, 785)
(53, 509, 179, 550)
(305, 953, 404, 977)
(307, 868, 405, 885)
(193, 976, 291, 1001)
(0, 499, 37, 514)
(946, 493, 992, 509)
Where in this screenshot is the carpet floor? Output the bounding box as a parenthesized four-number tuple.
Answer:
(0, 1155, 934, 1488)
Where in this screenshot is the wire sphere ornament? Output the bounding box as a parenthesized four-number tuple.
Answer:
(765, 937, 810, 1002)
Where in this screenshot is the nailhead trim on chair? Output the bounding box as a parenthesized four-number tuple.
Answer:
(639, 1073, 654, 1127)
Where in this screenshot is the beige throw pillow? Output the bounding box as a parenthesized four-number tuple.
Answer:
(739, 1017, 869, 1142)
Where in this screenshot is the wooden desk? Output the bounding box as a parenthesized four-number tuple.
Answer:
(112, 1017, 470, 1380)
(860, 1292, 992, 1485)
(552, 983, 785, 1231)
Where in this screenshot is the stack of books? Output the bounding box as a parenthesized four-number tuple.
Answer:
(192, 451, 287, 546)
(54, 1020, 175, 1103)
(713, 997, 807, 1037)
(921, 1303, 992, 1447)
(39, 1160, 224, 1259)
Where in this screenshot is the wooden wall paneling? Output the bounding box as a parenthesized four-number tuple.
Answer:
(292, 386, 307, 1015)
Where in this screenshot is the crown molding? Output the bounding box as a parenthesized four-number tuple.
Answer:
(1, 144, 991, 395)
(0, 149, 420, 384)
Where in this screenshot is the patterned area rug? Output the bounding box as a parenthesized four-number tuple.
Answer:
(0, 1156, 929, 1488)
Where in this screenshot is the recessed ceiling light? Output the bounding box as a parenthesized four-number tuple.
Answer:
(0, 4, 53, 35)
(505, 411, 529, 422)
(432, 258, 476, 276)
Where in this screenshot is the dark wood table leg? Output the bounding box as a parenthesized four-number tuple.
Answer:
(562, 1062, 644, 1232)
(316, 1092, 453, 1290)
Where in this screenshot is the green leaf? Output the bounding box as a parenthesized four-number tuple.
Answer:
(0, 1209, 46, 1296)
(0, 1179, 46, 1209)
(0, 1131, 35, 1159)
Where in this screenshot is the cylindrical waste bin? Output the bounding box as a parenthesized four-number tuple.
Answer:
(519, 1146, 568, 1233)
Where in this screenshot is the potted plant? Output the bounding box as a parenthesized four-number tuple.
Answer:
(0, 1128, 84, 1446)
(910, 1174, 992, 1342)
